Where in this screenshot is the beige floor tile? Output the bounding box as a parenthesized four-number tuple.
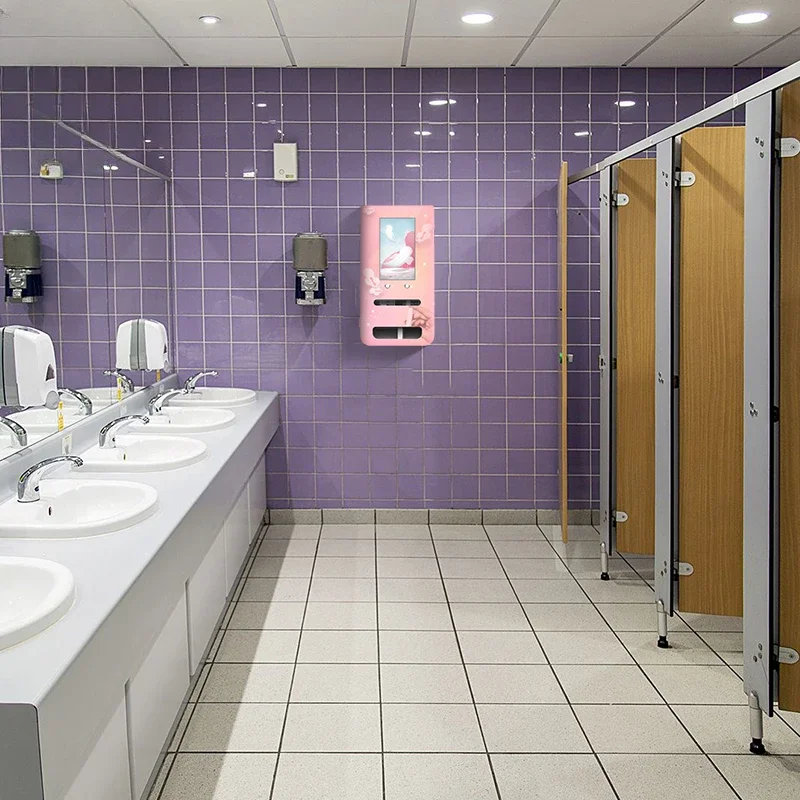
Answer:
(377, 540, 436, 558)
(376, 524, 431, 539)
(258, 539, 318, 558)
(180, 703, 285, 752)
(712, 754, 800, 799)
(699, 632, 743, 653)
(435, 540, 497, 559)
(319, 524, 375, 539)
(382, 704, 485, 752)
(381, 663, 472, 702)
(574, 705, 700, 754)
(444, 578, 518, 603)
(674, 705, 800, 754)
(308, 577, 376, 602)
(602, 754, 738, 799)
(271, 753, 382, 800)
(618, 631, 725, 666)
(303, 602, 377, 630)
(467, 664, 565, 703)
(677, 612, 743, 632)
(238, 577, 310, 602)
(379, 630, 462, 663)
(290, 663, 379, 702)
(438, 558, 506, 579)
(579, 579, 654, 604)
(641, 664, 745, 705)
(538, 630, 634, 665)
(316, 539, 376, 557)
(263, 524, 320, 540)
(478, 704, 590, 753)
(166, 705, 194, 752)
(523, 603, 610, 632)
(312, 557, 376, 578)
(551, 540, 602, 559)
(494, 540, 559, 559)
(147, 753, 175, 798)
(228, 602, 305, 630)
(458, 631, 546, 664)
(485, 525, 546, 541)
(199, 664, 294, 703)
(281, 703, 382, 752)
(248, 557, 314, 578)
(384, 754, 498, 800)
(512, 579, 587, 603)
(450, 602, 530, 631)
(492, 754, 615, 799)
(297, 630, 378, 663)
(502, 558, 571, 579)
(376, 557, 440, 578)
(378, 578, 447, 602)
(563, 557, 637, 580)
(160, 753, 277, 799)
(554, 664, 664, 704)
(540, 524, 601, 542)
(430, 524, 489, 540)
(597, 602, 689, 632)
(379, 602, 453, 630)
(214, 630, 300, 663)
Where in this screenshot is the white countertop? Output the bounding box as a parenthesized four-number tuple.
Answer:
(0, 391, 278, 705)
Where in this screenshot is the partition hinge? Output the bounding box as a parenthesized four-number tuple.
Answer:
(676, 562, 694, 576)
(778, 647, 800, 665)
(599, 355, 607, 369)
(613, 510, 628, 523)
(676, 170, 696, 187)
(779, 137, 800, 159)
(613, 193, 630, 207)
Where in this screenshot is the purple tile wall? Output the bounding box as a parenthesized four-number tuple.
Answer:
(0, 65, 782, 507)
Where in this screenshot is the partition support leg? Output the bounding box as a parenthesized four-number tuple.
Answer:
(656, 599, 671, 649)
(600, 542, 610, 581)
(749, 692, 767, 754)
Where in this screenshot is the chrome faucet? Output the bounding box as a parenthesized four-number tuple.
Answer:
(0, 416, 27, 447)
(59, 388, 93, 416)
(148, 388, 185, 414)
(17, 455, 83, 503)
(184, 370, 218, 393)
(99, 415, 149, 449)
(103, 369, 135, 395)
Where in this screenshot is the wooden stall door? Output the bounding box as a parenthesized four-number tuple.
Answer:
(559, 162, 569, 543)
(678, 126, 745, 617)
(616, 159, 657, 555)
(779, 80, 800, 711)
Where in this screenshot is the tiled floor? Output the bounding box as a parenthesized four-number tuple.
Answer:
(148, 522, 800, 800)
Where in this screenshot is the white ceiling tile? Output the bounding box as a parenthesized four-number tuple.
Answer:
(170, 37, 290, 67)
(412, 0, 552, 37)
(630, 35, 779, 66)
(289, 37, 404, 67)
(129, 0, 280, 37)
(274, 0, 409, 38)
(518, 36, 650, 67)
(739, 34, 800, 66)
(0, 37, 180, 66)
(0, 0, 153, 36)
(407, 37, 528, 67)
(669, 0, 800, 36)
(540, 0, 700, 37)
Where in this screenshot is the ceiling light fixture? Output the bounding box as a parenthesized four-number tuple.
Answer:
(461, 12, 494, 25)
(733, 11, 769, 24)
(406, 163, 422, 168)
(616, 99, 636, 108)
(144, 138, 152, 144)
(158, 155, 166, 160)
(429, 98, 456, 106)
(449, 130, 456, 136)
(574, 130, 590, 137)
(414, 130, 432, 136)
(199, 15, 220, 25)
(256, 102, 267, 108)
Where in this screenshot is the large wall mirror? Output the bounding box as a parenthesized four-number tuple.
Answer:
(0, 69, 174, 461)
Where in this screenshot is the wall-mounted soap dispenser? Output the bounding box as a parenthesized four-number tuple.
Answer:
(0, 325, 59, 408)
(3, 230, 43, 304)
(115, 319, 171, 371)
(292, 233, 328, 306)
(360, 205, 435, 346)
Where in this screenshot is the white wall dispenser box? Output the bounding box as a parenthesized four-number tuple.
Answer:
(273, 142, 298, 182)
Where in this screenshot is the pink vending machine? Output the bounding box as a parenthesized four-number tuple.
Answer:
(360, 205, 435, 346)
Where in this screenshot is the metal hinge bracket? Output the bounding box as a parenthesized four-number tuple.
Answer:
(677, 171, 696, 187)
(677, 562, 694, 576)
(613, 193, 630, 207)
(599, 355, 607, 369)
(778, 647, 800, 665)
(613, 510, 628, 523)
(779, 138, 800, 159)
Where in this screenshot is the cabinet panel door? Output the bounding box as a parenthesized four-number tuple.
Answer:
(248, 454, 267, 543)
(224, 488, 251, 595)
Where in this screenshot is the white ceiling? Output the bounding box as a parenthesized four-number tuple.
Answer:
(0, 0, 798, 67)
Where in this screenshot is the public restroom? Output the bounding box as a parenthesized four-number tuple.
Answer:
(1, 2, 799, 798)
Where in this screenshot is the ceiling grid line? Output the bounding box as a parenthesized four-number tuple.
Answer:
(121, 0, 188, 66)
(401, 0, 418, 67)
(622, 0, 709, 65)
(264, 0, 297, 67)
(510, 0, 565, 67)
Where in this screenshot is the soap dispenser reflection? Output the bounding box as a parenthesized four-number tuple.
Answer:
(292, 233, 328, 306)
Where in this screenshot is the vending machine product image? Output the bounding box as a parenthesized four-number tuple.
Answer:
(360, 205, 435, 346)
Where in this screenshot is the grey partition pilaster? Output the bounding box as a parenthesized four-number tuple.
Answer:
(654, 138, 679, 647)
(743, 91, 779, 754)
(598, 167, 615, 579)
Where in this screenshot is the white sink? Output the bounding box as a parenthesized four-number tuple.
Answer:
(0, 557, 75, 651)
(0, 432, 48, 460)
(170, 387, 256, 408)
(0, 479, 158, 538)
(78, 435, 207, 472)
(9, 407, 83, 434)
(129, 407, 235, 434)
(65, 387, 140, 408)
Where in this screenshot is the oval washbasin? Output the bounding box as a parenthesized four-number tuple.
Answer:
(129, 407, 235, 434)
(0, 479, 158, 538)
(0, 557, 76, 651)
(63, 387, 140, 408)
(170, 387, 256, 408)
(9, 407, 83, 434)
(78, 435, 207, 472)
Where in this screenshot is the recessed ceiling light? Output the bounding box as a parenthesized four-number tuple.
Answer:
(449, 130, 456, 136)
(616, 99, 636, 108)
(158, 155, 166, 160)
(462, 12, 494, 25)
(733, 11, 769, 24)
(574, 130, 590, 137)
(429, 98, 456, 106)
(102, 165, 111, 171)
(406, 163, 422, 168)
(256, 102, 267, 108)
(414, 130, 432, 136)
(199, 15, 220, 25)
(144, 138, 152, 144)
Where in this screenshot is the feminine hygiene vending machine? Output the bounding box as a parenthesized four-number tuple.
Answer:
(360, 205, 435, 346)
